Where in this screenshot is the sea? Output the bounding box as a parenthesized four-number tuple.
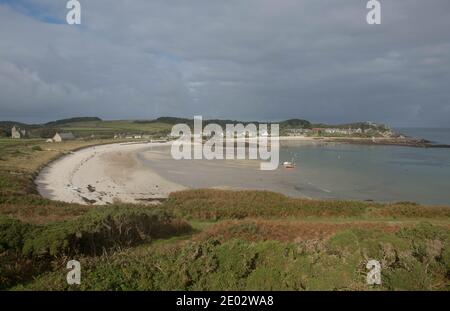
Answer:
(279, 128, 450, 205)
(141, 128, 450, 206)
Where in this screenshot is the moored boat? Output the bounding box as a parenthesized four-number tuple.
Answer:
(283, 158, 296, 169)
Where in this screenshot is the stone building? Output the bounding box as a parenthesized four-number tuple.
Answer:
(11, 126, 28, 139)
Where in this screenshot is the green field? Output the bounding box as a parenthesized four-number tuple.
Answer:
(0, 138, 449, 291)
(59, 120, 172, 134)
(57, 120, 173, 139)
(0, 118, 173, 139)
(0, 138, 43, 148)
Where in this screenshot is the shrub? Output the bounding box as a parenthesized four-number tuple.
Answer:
(21, 207, 192, 257)
(0, 216, 34, 252)
(15, 223, 450, 291)
(0, 207, 191, 289)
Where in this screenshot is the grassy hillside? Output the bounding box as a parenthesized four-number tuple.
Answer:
(0, 138, 449, 290)
(58, 120, 172, 136)
(0, 117, 173, 139)
(44, 117, 102, 127)
(0, 116, 390, 139)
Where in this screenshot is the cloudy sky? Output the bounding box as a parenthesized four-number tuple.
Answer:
(0, 0, 449, 126)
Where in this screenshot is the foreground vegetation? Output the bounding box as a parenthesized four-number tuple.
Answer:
(0, 138, 449, 290)
(12, 223, 450, 291)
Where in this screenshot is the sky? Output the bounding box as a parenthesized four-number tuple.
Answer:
(0, 0, 449, 127)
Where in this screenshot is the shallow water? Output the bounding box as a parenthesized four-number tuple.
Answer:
(279, 142, 450, 205)
(138, 129, 450, 206)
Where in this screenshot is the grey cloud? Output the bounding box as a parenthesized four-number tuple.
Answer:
(0, 0, 449, 126)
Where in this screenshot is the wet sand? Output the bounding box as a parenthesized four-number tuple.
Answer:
(137, 143, 327, 200)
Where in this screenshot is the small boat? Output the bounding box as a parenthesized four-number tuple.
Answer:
(283, 158, 296, 169)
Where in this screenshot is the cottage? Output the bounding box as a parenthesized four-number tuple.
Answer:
(53, 132, 75, 142)
(11, 126, 28, 139)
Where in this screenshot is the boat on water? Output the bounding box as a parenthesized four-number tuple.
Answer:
(283, 158, 296, 169)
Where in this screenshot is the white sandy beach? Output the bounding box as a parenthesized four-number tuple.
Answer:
(36, 142, 186, 205)
(35, 136, 329, 205)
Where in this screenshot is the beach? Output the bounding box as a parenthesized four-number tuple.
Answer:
(36, 134, 450, 206)
(35, 138, 311, 205)
(36, 142, 186, 205)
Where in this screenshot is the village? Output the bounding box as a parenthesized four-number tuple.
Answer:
(283, 125, 396, 138)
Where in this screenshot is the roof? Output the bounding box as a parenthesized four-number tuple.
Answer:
(55, 132, 75, 139)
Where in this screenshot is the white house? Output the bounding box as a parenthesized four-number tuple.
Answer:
(53, 132, 75, 142)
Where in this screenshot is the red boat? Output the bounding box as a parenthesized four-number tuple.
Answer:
(283, 158, 296, 169)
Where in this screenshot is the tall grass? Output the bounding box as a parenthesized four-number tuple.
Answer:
(164, 189, 450, 221)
